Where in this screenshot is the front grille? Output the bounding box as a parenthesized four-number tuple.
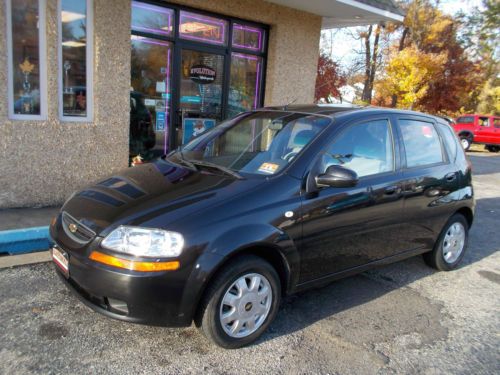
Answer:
(61, 211, 96, 244)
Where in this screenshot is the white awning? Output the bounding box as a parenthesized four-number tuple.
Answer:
(266, 0, 405, 28)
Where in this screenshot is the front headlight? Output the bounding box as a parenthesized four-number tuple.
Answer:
(101, 226, 184, 258)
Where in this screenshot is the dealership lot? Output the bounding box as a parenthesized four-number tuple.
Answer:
(1, 152, 499, 375)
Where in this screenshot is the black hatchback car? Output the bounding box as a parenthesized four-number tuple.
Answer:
(50, 105, 474, 348)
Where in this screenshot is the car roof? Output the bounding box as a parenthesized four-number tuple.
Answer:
(456, 114, 498, 118)
(258, 104, 442, 122)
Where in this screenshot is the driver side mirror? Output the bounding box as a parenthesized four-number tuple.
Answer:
(315, 165, 358, 188)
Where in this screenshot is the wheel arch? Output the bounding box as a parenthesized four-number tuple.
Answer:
(190, 243, 295, 325)
(458, 131, 474, 140)
(455, 206, 474, 228)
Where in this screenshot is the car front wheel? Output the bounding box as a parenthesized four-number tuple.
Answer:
(195, 255, 281, 348)
(424, 213, 469, 271)
(485, 145, 500, 153)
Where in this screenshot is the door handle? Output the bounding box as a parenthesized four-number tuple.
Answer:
(384, 185, 400, 195)
(445, 172, 457, 182)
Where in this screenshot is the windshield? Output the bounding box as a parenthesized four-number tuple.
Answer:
(167, 111, 331, 176)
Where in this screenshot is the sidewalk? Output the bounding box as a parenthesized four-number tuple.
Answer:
(0, 207, 59, 256)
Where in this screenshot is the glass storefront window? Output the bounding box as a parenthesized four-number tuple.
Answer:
(232, 23, 264, 52)
(130, 2, 267, 155)
(228, 53, 262, 118)
(130, 35, 172, 161)
(131, 1, 174, 36)
(59, 0, 92, 119)
(179, 11, 227, 45)
(180, 50, 225, 144)
(7, 0, 46, 118)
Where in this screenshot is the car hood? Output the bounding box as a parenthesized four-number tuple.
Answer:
(61, 159, 264, 235)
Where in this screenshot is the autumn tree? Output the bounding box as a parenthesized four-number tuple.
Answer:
(376, 45, 446, 109)
(360, 24, 383, 103)
(377, 0, 480, 114)
(315, 53, 346, 103)
(458, 0, 500, 114)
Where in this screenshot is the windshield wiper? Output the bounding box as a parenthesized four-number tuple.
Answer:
(188, 159, 244, 180)
(163, 150, 197, 170)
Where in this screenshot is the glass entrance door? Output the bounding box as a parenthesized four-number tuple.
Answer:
(130, 35, 172, 164)
(176, 49, 225, 146)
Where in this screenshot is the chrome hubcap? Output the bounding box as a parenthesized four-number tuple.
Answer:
(220, 273, 272, 338)
(443, 222, 466, 263)
(461, 138, 469, 149)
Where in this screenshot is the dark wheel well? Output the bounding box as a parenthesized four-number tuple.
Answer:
(193, 246, 290, 322)
(456, 207, 473, 228)
(458, 131, 473, 140)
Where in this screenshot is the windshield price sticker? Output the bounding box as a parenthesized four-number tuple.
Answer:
(258, 162, 279, 174)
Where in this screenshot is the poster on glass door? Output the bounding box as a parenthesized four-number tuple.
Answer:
(182, 118, 216, 144)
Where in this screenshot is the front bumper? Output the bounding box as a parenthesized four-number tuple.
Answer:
(53, 246, 194, 327)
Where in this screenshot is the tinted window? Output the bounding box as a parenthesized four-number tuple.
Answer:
(438, 123, 458, 161)
(232, 23, 265, 52)
(179, 11, 228, 45)
(322, 119, 394, 178)
(494, 118, 500, 128)
(228, 53, 263, 117)
(400, 120, 443, 168)
(478, 117, 489, 126)
(131, 1, 174, 37)
(9, 0, 42, 116)
(60, 0, 90, 118)
(456, 116, 474, 124)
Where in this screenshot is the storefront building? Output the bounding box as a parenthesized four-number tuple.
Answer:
(0, 0, 403, 208)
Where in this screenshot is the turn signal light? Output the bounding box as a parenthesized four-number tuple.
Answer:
(89, 251, 180, 272)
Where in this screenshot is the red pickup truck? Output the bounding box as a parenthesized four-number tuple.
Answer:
(453, 114, 500, 152)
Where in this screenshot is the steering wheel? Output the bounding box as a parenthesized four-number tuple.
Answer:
(283, 151, 299, 162)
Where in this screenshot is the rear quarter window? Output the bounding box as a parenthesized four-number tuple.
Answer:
(399, 119, 444, 168)
(437, 123, 458, 162)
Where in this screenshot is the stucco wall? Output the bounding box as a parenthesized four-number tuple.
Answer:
(0, 0, 131, 208)
(0, 0, 321, 208)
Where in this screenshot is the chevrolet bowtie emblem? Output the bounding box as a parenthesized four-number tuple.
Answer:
(68, 223, 78, 233)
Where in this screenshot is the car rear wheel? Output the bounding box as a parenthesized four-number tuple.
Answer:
(460, 136, 471, 151)
(485, 145, 500, 153)
(195, 255, 281, 348)
(423, 214, 469, 271)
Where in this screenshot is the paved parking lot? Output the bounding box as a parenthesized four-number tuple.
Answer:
(1, 152, 499, 375)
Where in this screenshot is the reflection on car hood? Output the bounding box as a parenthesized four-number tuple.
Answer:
(61, 159, 263, 235)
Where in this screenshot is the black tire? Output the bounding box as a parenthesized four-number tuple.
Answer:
(485, 145, 500, 153)
(459, 135, 472, 151)
(423, 213, 469, 271)
(195, 255, 281, 349)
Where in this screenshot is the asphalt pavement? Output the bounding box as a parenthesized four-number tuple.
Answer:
(0, 151, 499, 375)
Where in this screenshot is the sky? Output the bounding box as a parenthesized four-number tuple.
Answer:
(323, 0, 484, 71)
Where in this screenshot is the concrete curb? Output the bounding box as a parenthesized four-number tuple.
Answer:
(0, 250, 51, 269)
(0, 226, 51, 255)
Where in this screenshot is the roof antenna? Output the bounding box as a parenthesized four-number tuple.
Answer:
(284, 97, 298, 110)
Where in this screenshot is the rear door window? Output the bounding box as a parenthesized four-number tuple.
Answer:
(399, 119, 444, 168)
(437, 123, 458, 162)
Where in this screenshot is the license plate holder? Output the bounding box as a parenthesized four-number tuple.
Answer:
(52, 247, 69, 278)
